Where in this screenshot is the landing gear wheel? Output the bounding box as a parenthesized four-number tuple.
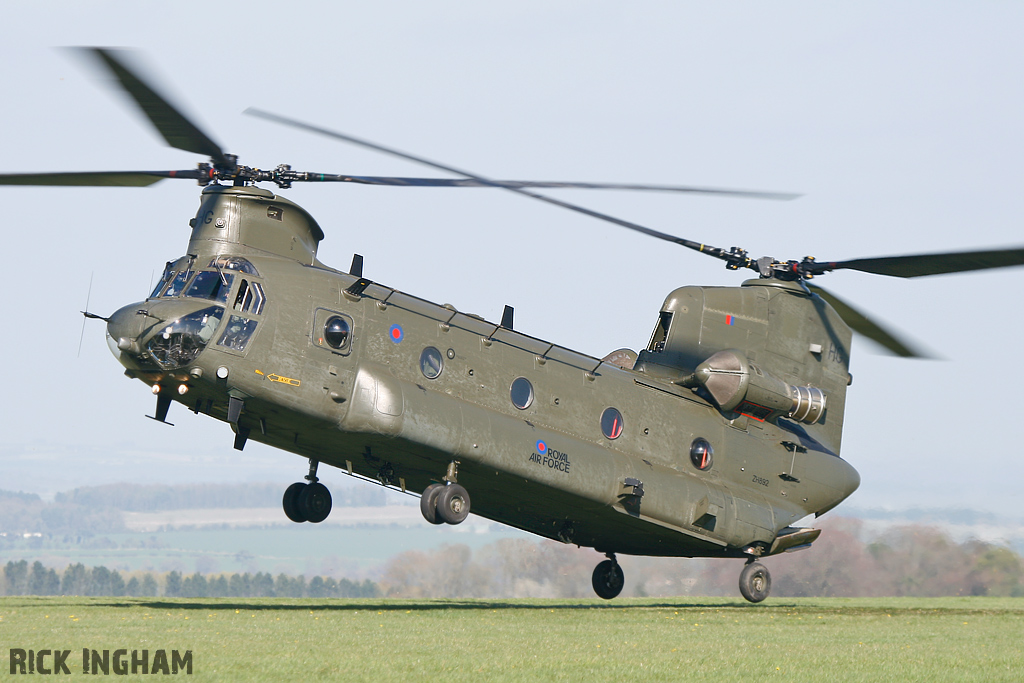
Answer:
(592, 559, 624, 599)
(282, 482, 308, 523)
(435, 484, 471, 525)
(420, 483, 446, 525)
(299, 482, 333, 523)
(739, 562, 771, 603)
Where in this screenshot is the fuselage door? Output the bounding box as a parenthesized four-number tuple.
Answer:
(310, 307, 357, 409)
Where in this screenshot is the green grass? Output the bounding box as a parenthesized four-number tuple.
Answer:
(2, 597, 1022, 681)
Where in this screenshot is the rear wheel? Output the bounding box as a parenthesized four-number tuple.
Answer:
(420, 483, 446, 525)
(436, 484, 471, 525)
(739, 562, 771, 603)
(299, 482, 333, 524)
(282, 482, 308, 523)
(592, 559, 624, 599)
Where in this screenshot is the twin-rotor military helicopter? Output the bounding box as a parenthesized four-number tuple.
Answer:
(6, 49, 1024, 602)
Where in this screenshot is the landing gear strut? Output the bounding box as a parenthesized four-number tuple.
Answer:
(738, 560, 771, 603)
(419, 461, 471, 525)
(282, 458, 333, 524)
(592, 553, 624, 600)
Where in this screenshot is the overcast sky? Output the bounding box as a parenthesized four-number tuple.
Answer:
(1, 2, 1022, 519)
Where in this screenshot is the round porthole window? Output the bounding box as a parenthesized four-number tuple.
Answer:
(601, 407, 623, 439)
(420, 347, 444, 379)
(690, 438, 714, 471)
(510, 377, 534, 410)
(324, 316, 350, 349)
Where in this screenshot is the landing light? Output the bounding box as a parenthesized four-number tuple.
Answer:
(151, 385, 161, 395)
(216, 366, 229, 379)
(178, 384, 189, 395)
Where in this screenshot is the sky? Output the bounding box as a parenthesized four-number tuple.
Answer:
(1, 2, 1022, 519)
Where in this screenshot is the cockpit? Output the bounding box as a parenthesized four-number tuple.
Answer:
(107, 255, 270, 371)
(147, 305, 225, 368)
(151, 256, 266, 316)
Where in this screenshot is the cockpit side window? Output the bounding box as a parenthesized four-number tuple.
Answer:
(185, 271, 234, 303)
(233, 279, 266, 315)
(233, 280, 249, 311)
(647, 311, 673, 352)
(249, 282, 265, 315)
(218, 315, 259, 352)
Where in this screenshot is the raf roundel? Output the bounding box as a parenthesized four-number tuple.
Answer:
(388, 324, 404, 344)
(536, 440, 547, 454)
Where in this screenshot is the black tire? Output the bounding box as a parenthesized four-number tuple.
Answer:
(592, 559, 624, 599)
(299, 482, 333, 524)
(420, 483, 446, 525)
(739, 562, 771, 603)
(282, 482, 308, 523)
(435, 484, 471, 525)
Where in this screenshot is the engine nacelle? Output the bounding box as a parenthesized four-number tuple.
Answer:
(691, 349, 827, 425)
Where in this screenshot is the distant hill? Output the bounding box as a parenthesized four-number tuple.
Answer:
(53, 482, 387, 512)
(842, 506, 1008, 526)
(0, 483, 388, 536)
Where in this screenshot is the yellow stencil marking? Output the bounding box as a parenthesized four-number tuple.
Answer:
(267, 374, 301, 387)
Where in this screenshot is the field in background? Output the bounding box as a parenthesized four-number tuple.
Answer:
(0, 483, 531, 578)
(4, 484, 1023, 598)
(1, 596, 1021, 681)
(3, 517, 525, 577)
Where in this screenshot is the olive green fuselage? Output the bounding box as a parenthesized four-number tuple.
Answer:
(106, 186, 859, 559)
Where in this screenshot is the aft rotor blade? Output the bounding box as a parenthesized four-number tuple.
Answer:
(807, 284, 930, 358)
(812, 247, 1024, 278)
(0, 170, 206, 186)
(83, 48, 230, 167)
(244, 108, 750, 265)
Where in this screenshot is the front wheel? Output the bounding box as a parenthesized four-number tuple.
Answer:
(739, 562, 771, 603)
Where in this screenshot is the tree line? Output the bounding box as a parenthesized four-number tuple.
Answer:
(1, 560, 380, 599)
(378, 518, 1024, 599)
(5, 518, 1021, 599)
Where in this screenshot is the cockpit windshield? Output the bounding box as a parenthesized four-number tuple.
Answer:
(163, 271, 191, 298)
(209, 256, 259, 276)
(146, 306, 224, 369)
(185, 271, 234, 303)
(150, 269, 173, 298)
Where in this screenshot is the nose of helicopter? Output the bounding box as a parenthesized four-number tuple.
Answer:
(105, 302, 150, 365)
(105, 298, 228, 371)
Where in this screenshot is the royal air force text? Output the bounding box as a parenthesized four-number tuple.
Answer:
(530, 448, 571, 473)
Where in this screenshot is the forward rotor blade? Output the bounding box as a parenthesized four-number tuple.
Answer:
(0, 170, 205, 186)
(814, 246, 1024, 278)
(807, 284, 930, 358)
(78, 273, 93, 358)
(334, 175, 798, 199)
(244, 108, 749, 265)
(83, 48, 230, 167)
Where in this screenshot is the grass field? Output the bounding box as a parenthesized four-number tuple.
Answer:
(2, 596, 1021, 681)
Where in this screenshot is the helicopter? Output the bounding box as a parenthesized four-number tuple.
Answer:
(5, 49, 1024, 602)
